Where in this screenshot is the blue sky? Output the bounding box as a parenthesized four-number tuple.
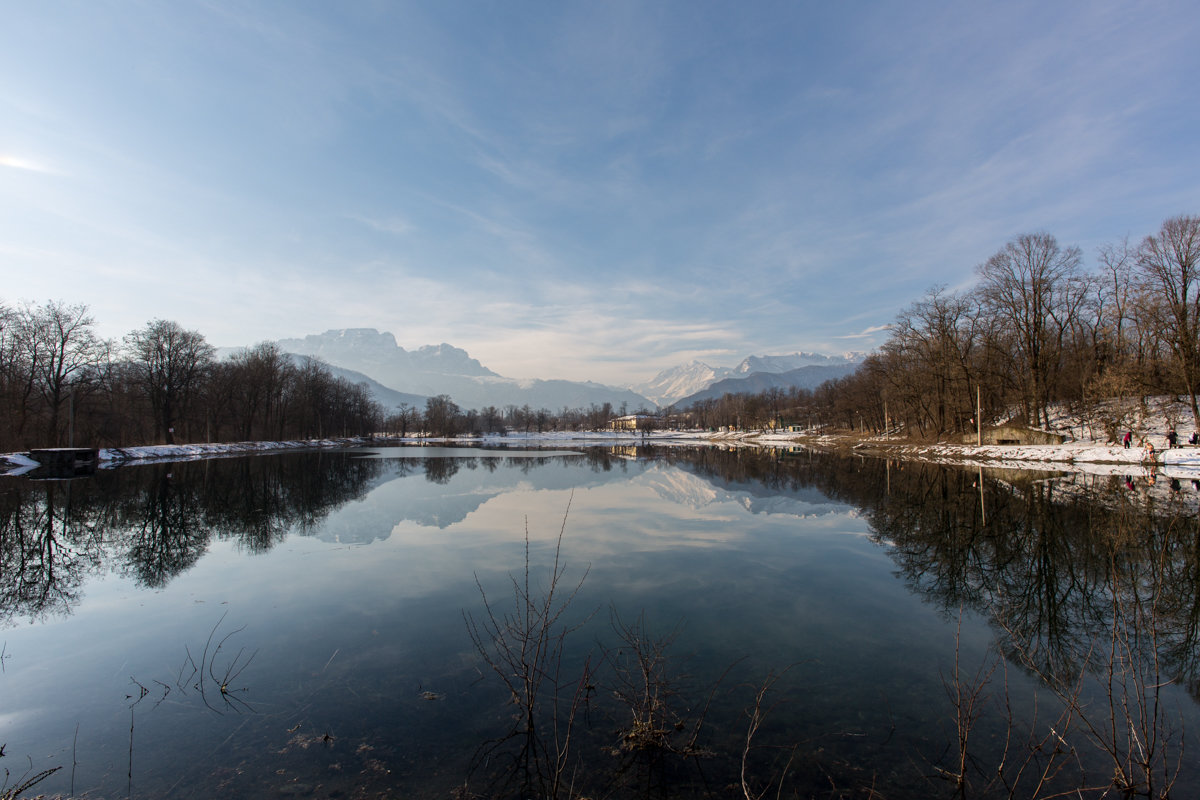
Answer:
(2, 1, 1197, 385)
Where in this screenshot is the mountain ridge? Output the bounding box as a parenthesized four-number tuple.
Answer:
(269, 329, 653, 412)
(674, 363, 861, 407)
(221, 329, 863, 413)
(635, 351, 863, 406)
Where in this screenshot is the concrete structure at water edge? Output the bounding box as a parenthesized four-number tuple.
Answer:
(962, 425, 1067, 446)
(28, 447, 100, 476)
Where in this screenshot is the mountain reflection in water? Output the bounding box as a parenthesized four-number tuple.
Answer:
(0, 445, 1197, 799)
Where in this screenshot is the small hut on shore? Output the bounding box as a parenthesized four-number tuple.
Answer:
(962, 425, 1066, 446)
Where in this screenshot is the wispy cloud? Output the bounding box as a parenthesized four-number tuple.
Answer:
(349, 214, 415, 236)
(0, 154, 60, 175)
(2, 1, 1197, 386)
(836, 325, 891, 341)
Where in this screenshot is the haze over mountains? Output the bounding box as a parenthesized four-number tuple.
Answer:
(274, 329, 652, 412)
(669, 365, 863, 407)
(633, 352, 863, 406)
(244, 329, 862, 412)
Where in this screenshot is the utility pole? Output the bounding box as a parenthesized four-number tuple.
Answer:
(976, 385, 982, 446)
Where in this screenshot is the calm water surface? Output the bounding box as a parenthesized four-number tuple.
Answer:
(1, 445, 1197, 798)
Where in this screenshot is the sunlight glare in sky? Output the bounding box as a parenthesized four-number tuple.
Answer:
(0, 155, 54, 173)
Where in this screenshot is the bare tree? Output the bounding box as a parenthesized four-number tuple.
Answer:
(1097, 237, 1137, 367)
(424, 394, 460, 437)
(26, 301, 108, 445)
(977, 233, 1085, 427)
(226, 342, 292, 441)
(479, 405, 502, 434)
(1136, 214, 1200, 429)
(886, 286, 983, 437)
(125, 319, 215, 444)
(0, 300, 25, 447)
(291, 356, 336, 439)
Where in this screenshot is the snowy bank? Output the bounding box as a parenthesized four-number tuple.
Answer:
(4, 424, 1200, 480)
(844, 439, 1200, 478)
(400, 428, 1200, 478)
(0, 438, 371, 475)
(98, 438, 371, 464)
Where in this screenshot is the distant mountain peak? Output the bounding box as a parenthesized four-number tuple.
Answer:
(409, 342, 497, 376)
(277, 329, 498, 379)
(733, 352, 860, 375)
(271, 328, 652, 412)
(633, 361, 727, 407)
(675, 362, 862, 407)
(281, 328, 398, 353)
(635, 350, 863, 406)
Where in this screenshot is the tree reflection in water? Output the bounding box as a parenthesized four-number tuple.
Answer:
(834, 457, 1197, 798)
(0, 451, 394, 626)
(2, 446, 1199, 798)
(0, 481, 98, 625)
(596, 447, 1200, 797)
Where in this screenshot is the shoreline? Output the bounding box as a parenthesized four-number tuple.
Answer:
(3, 429, 1199, 478)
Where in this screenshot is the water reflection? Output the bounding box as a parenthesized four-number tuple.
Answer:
(0, 446, 1198, 798)
(0, 481, 98, 624)
(860, 464, 1200, 697)
(824, 459, 1200, 797)
(0, 452, 394, 624)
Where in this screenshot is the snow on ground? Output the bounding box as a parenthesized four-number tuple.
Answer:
(0, 453, 42, 477)
(0, 429, 1195, 478)
(0, 438, 369, 475)
(2, 397, 1199, 479)
(866, 440, 1200, 478)
(852, 395, 1200, 477)
(98, 438, 363, 463)
(0, 432, 710, 476)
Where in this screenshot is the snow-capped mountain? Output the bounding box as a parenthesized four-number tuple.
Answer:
(211, 343, 431, 410)
(731, 352, 862, 375)
(273, 329, 652, 412)
(674, 364, 861, 407)
(222, 330, 861, 412)
(276, 329, 499, 385)
(634, 361, 728, 408)
(635, 351, 864, 406)
(640, 462, 850, 518)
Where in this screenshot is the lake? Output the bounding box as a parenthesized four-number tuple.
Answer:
(1, 444, 1198, 799)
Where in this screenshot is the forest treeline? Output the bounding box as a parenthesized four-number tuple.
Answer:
(682, 213, 1200, 441)
(0, 310, 387, 451)
(3, 213, 1196, 450)
(0, 303, 640, 449)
